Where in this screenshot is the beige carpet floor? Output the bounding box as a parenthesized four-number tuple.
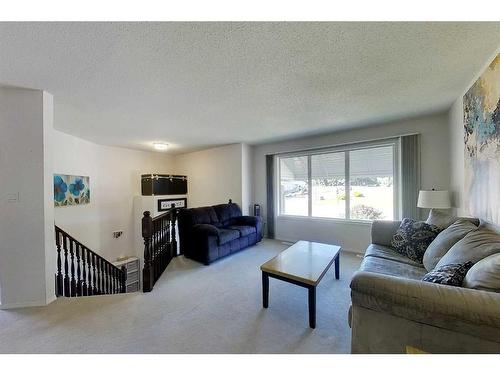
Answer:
(0, 239, 362, 353)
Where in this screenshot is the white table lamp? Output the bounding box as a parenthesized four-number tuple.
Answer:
(417, 190, 452, 226)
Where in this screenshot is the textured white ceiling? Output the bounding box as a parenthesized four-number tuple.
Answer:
(1, 22, 499, 153)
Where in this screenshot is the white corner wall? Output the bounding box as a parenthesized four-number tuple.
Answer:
(253, 112, 451, 253)
(174, 143, 245, 210)
(0, 87, 55, 308)
(241, 143, 253, 215)
(43, 92, 56, 302)
(448, 98, 466, 216)
(53, 130, 175, 261)
(52, 135, 255, 262)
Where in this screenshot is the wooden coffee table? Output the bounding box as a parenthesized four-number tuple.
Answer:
(260, 240, 341, 329)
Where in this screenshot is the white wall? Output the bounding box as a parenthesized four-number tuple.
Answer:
(241, 143, 253, 215)
(174, 143, 245, 210)
(43, 92, 56, 302)
(448, 99, 467, 216)
(253, 112, 451, 253)
(52, 134, 251, 283)
(0, 87, 55, 308)
(53, 130, 175, 261)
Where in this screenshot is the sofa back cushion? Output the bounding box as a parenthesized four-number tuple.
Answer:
(192, 206, 219, 225)
(371, 220, 402, 247)
(180, 206, 219, 226)
(464, 253, 500, 292)
(435, 223, 500, 269)
(213, 203, 242, 226)
(423, 218, 479, 271)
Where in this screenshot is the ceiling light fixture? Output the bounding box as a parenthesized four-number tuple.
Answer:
(153, 142, 169, 151)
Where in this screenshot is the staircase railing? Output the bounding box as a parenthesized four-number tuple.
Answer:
(142, 204, 177, 292)
(55, 225, 127, 297)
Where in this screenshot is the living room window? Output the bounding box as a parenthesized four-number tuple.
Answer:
(311, 152, 346, 219)
(279, 155, 309, 216)
(278, 141, 397, 221)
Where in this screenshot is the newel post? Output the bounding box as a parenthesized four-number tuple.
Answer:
(142, 211, 154, 293)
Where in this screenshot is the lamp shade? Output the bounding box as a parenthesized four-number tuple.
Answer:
(417, 190, 451, 209)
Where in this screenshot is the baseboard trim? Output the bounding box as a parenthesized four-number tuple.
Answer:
(272, 237, 365, 255)
(46, 294, 57, 305)
(340, 248, 365, 256)
(0, 299, 50, 310)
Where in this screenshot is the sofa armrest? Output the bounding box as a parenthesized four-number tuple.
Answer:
(233, 215, 261, 227)
(234, 215, 263, 240)
(371, 220, 401, 247)
(350, 271, 500, 340)
(192, 224, 219, 236)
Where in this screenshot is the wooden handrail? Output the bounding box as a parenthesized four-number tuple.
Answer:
(142, 203, 178, 292)
(55, 225, 127, 297)
(55, 225, 121, 270)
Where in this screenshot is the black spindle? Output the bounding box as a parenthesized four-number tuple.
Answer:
(75, 243, 82, 296)
(55, 229, 63, 296)
(120, 266, 127, 293)
(99, 259, 104, 294)
(109, 267, 112, 294)
(116, 267, 119, 293)
(171, 204, 177, 257)
(166, 217, 171, 258)
(63, 234, 70, 297)
(104, 262, 109, 294)
(103, 262, 107, 294)
(86, 249, 92, 296)
(81, 247, 87, 296)
(92, 253, 98, 295)
(70, 240, 76, 297)
(96, 256, 102, 294)
(116, 268, 120, 293)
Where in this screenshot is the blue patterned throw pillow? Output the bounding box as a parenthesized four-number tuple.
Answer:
(391, 218, 442, 263)
(422, 262, 474, 286)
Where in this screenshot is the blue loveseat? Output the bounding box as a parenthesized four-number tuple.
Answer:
(178, 201, 263, 265)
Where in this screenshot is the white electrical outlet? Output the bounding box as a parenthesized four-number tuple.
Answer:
(113, 230, 123, 239)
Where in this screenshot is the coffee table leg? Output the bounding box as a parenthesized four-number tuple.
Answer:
(334, 254, 340, 280)
(308, 286, 316, 329)
(262, 272, 269, 308)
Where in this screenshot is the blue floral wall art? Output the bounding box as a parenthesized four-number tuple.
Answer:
(463, 54, 500, 224)
(54, 174, 90, 207)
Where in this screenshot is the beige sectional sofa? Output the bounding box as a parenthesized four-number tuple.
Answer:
(349, 219, 500, 354)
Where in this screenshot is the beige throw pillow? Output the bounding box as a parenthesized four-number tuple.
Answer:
(464, 253, 500, 292)
(435, 224, 500, 269)
(423, 219, 478, 271)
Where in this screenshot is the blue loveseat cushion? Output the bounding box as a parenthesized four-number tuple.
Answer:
(190, 206, 220, 225)
(217, 228, 240, 244)
(213, 203, 242, 226)
(228, 225, 256, 237)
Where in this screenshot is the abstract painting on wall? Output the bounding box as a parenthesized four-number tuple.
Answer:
(54, 174, 90, 207)
(464, 54, 500, 224)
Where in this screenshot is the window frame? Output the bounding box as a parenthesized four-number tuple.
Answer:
(276, 139, 400, 223)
